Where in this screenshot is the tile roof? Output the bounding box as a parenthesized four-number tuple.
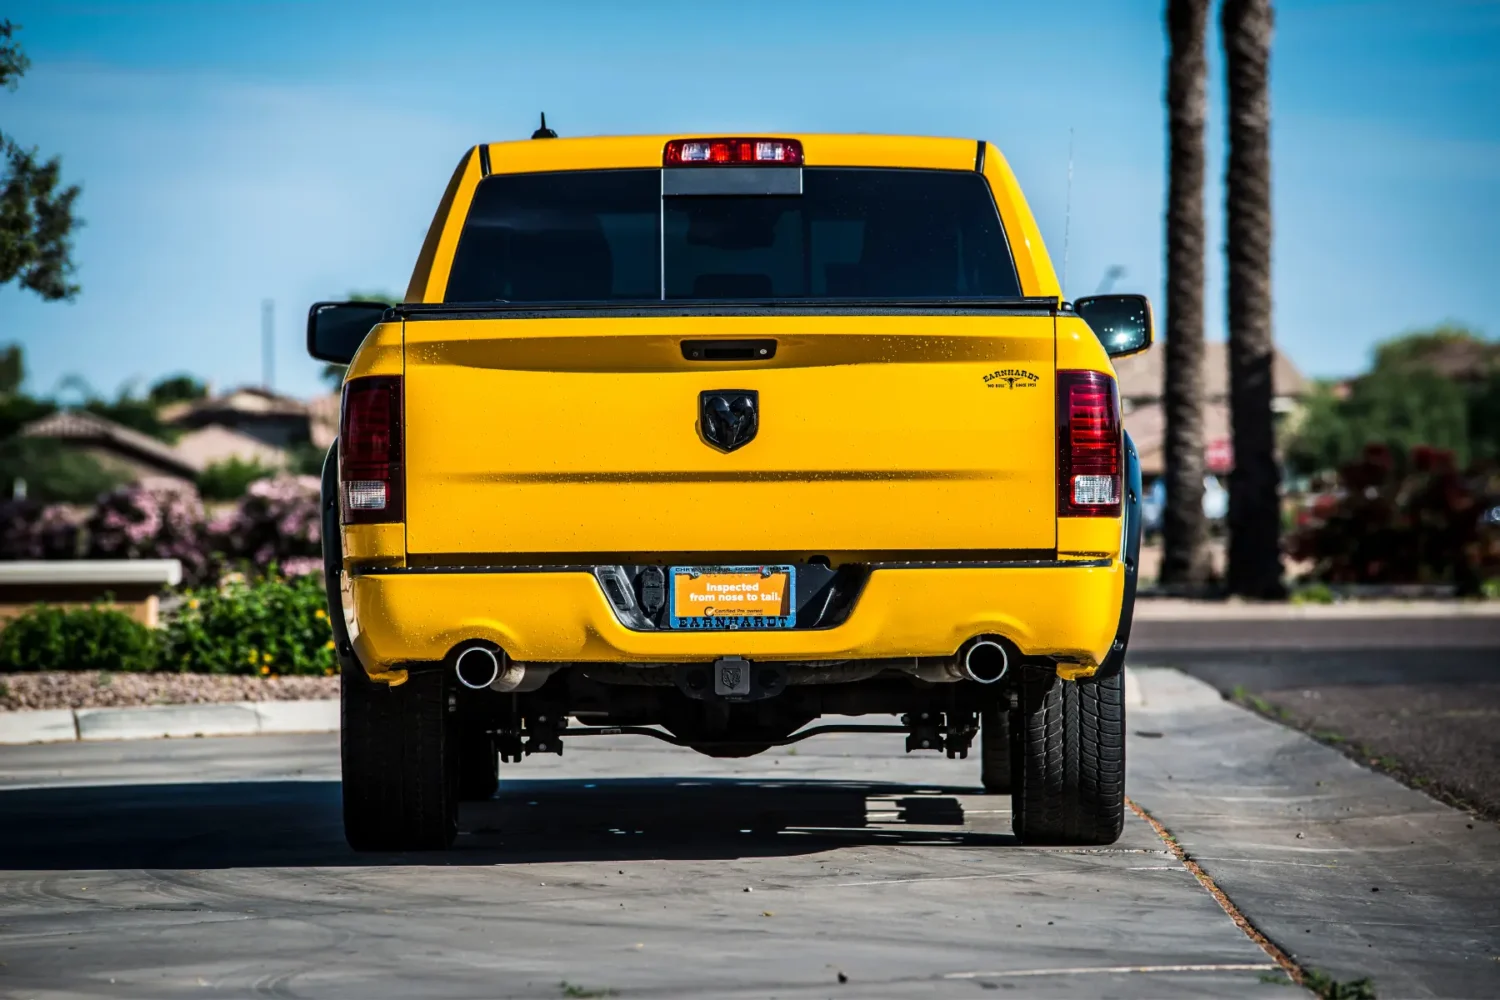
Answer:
(22, 410, 203, 478)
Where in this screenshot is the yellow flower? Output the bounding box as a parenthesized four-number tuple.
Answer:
(324, 666, 335, 676)
(262, 652, 273, 663)
(247, 649, 258, 665)
(324, 640, 335, 650)
(188, 599, 199, 610)
(314, 608, 326, 620)
(259, 665, 270, 676)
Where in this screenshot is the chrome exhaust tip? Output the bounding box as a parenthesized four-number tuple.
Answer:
(959, 637, 1010, 685)
(454, 645, 501, 690)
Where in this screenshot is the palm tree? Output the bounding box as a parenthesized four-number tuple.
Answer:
(1161, 0, 1212, 587)
(1222, 0, 1283, 597)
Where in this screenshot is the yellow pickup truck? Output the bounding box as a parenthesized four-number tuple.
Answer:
(309, 131, 1150, 851)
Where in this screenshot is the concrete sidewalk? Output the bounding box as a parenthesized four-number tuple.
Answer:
(1128, 668, 1500, 998)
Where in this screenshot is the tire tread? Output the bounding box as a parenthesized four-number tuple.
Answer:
(1011, 668, 1125, 845)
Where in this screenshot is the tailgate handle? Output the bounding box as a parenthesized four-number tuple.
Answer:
(681, 339, 777, 362)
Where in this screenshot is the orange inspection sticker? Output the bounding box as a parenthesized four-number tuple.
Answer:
(670, 567, 794, 628)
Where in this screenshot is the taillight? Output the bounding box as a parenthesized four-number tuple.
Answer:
(340, 375, 403, 524)
(1057, 370, 1122, 517)
(664, 138, 803, 165)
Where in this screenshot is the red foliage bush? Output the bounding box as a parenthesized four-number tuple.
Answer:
(1288, 445, 1500, 592)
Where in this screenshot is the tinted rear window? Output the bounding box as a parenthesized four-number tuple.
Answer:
(444, 168, 1021, 303)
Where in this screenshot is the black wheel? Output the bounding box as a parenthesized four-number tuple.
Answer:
(457, 728, 499, 801)
(341, 659, 458, 851)
(980, 706, 1011, 794)
(1011, 667, 1125, 845)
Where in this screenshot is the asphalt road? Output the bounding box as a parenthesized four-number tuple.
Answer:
(1, 668, 1497, 999)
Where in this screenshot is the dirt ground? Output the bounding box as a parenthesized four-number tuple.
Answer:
(0, 671, 339, 712)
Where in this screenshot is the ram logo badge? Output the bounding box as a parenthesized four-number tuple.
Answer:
(699, 390, 759, 452)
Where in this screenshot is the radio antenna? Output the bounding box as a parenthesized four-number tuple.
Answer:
(1061, 127, 1074, 295)
(531, 112, 557, 140)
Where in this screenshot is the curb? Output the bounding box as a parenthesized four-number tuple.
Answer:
(0, 699, 339, 746)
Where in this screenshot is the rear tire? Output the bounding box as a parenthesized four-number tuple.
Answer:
(980, 706, 1012, 794)
(341, 659, 458, 851)
(1010, 667, 1125, 845)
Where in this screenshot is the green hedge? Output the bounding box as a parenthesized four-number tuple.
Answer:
(158, 571, 337, 676)
(0, 571, 337, 675)
(0, 605, 157, 673)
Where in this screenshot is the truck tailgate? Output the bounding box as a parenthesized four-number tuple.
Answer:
(402, 314, 1056, 558)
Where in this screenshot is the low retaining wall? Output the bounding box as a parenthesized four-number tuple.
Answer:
(0, 559, 183, 626)
(0, 699, 338, 745)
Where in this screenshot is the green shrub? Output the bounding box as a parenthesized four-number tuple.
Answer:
(198, 456, 276, 501)
(160, 570, 335, 675)
(0, 437, 129, 503)
(1290, 581, 1336, 605)
(0, 605, 159, 673)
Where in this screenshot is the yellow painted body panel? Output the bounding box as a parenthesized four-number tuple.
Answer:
(349, 563, 1124, 670)
(403, 314, 1059, 557)
(1058, 518, 1123, 560)
(979, 144, 1062, 299)
(345, 524, 404, 566)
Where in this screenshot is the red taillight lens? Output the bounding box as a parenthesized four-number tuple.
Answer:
(1057, 370, 1122, 517)
(664, 138, 803, 166)
(340, 375, 403, 524)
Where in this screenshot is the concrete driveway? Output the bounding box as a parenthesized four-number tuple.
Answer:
(0, 669, 1495, 999)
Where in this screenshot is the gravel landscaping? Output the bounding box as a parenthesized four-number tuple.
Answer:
(0, 672, 340, 712)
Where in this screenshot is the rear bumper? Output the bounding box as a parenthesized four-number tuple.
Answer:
(348, 562, 1126, 673)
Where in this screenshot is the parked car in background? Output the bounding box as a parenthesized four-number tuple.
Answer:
(1140, 474, 1229, 538)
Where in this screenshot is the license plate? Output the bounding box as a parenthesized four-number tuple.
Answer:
(668, 565, 796, 630)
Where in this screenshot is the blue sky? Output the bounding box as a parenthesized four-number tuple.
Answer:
(1, 0, 1496, 400)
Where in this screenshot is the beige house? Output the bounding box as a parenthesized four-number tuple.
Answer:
(161, 387, 312, 450)
(307, 391, 340, 451)
(172, 424, 291, 472)
(160, 386, 321, 471)
(21, 410, 202, 486)
(1113, 343, 1308, 478)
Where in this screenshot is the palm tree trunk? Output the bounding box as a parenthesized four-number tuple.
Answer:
(1161, 0, 1212, 586)
(1222, 0, 1284, 598)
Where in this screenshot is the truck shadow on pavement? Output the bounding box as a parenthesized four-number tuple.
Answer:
(0, 776, 1016, 870)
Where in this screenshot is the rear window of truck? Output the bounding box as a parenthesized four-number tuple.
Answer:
(444, 168, 1022, 303)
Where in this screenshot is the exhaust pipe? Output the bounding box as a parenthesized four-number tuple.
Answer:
(956, 636, 1010, 685)
(452, 643, 558, 693)
(454, 645, 501, 690)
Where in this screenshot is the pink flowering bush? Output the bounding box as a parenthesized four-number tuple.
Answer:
(0, 501, 84, 560)
(209, 475, 321, 575)
(0, 476, 324, 585)
(84, 483, 213, 585)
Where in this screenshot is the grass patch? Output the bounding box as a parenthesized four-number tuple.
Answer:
(1231, 685, 1293, 722)
(1303, 968, 1377, 999)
